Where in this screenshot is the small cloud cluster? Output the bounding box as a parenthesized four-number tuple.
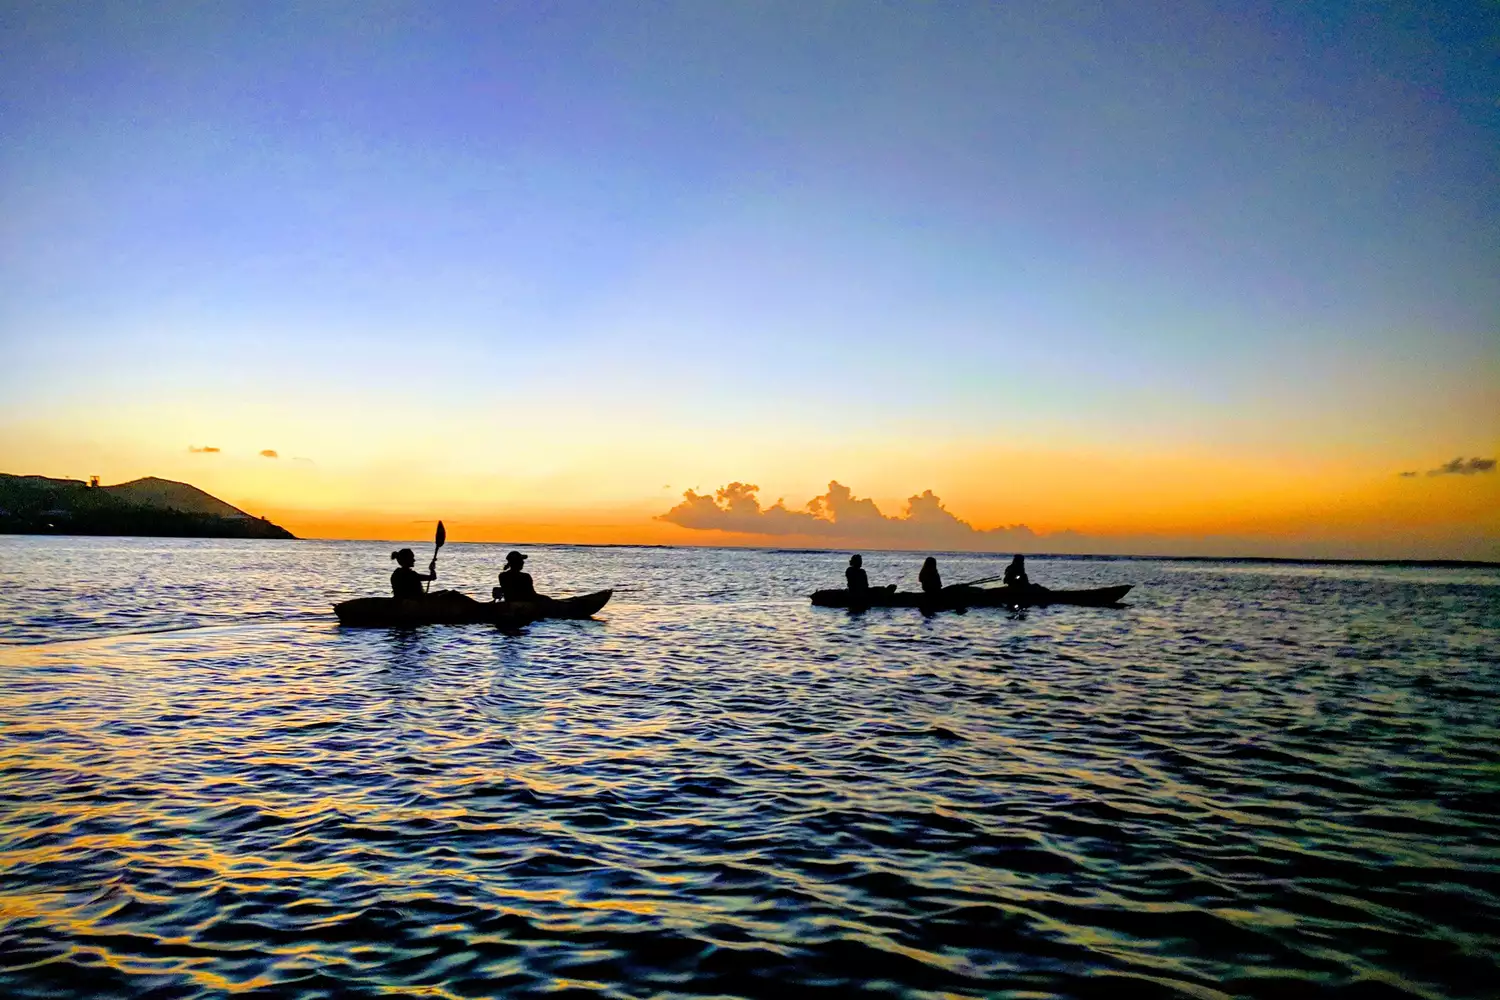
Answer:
(1427, 457, 1495, 476)
(1400, 456, 1496, 478)
(189, 445, 299, 461)
(657, 481, 1045, 548)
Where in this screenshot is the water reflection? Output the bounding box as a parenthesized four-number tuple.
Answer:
(0, 539, 1497, 998)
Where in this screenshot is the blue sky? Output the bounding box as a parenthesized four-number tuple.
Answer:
(2, 1, 1496, 554)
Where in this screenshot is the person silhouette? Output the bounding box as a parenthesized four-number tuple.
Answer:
(390, 548, 437, 599)
(495, 550, 544, 602)
(845, 554, 869, 593)
(1004, 554, 1030, 588)
(918, 556, 942, 594)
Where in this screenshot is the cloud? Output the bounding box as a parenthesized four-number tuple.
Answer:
(188, 445, 221, 453)
(1397, 471, 1417, 478)
(657, 480, 1042, 549)
(1425, 456, 1495, 476)
(260, 449, 279, 459)
(292, 456, 316, 464)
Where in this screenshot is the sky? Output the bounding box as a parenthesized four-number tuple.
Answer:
(2, 1, 1497, 558)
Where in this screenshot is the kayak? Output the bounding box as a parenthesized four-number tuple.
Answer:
(524, 589, 614, 619)
(810, 584, 1131, 609)
(334, 589, 613, 628)
(809, 584, 1132, 610)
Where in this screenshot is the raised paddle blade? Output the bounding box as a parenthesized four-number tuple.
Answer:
(426, 520, 447, 594)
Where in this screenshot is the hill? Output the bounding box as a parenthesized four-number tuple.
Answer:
(102, 477, 250, 518)
(0, 474, 296, 539)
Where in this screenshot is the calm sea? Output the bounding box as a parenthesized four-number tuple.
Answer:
(1, 536, 1497, 999)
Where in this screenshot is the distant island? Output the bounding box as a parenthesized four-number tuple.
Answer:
(0, 474, 296, 539)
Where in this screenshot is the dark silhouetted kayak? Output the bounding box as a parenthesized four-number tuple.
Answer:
(525, 589, 614, 619)
(334, 589, 613, 627)
(809, 584, 1132, 609)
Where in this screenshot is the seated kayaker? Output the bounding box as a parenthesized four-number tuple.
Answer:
(845, 554, 869, 593)
(1004, 554, 1030, 588)
(494, 550, 548, 602)
(390, 548, 437, 599)
(918, 556, 942, 594)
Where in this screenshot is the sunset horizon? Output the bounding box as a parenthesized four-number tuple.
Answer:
(6, 461, 1496, 561)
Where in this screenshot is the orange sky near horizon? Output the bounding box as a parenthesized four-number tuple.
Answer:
(258, 473, 1500, 561)
(3, 418, 1493, 560)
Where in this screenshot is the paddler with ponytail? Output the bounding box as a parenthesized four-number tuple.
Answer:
(389, 548, 438, 599)
(388, 520, 470, 602)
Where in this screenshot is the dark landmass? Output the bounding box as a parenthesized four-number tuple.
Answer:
(0, 474, 296, 539)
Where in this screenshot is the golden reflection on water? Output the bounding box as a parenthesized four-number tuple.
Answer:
(1, 541, 1498, 998)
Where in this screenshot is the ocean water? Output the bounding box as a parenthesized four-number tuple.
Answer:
(1, 536, 1497, 1000)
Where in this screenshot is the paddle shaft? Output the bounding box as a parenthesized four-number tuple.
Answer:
(426, 521, 446, 593)
(948, 573, 1006, 589)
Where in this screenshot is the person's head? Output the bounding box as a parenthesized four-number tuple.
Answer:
(1011, 554, 1025, 566)
(849, 554, 862, 567)
(391, 548, 416, 568)
(923, 556, 936, 569)
(505, 550, 527, 569)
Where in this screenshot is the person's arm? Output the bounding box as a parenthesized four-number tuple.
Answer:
(422, 559, 438, 582)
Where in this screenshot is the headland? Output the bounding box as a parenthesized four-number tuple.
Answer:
(0, 474, 296, 539)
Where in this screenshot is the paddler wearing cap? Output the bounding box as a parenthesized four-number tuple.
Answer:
(493, 550, 547, 603)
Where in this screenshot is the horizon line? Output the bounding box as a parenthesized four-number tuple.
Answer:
(8, 531, 1498, 569)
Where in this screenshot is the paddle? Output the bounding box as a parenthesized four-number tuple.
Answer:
(426, 520, 446, 593)
(948, 573, 1005, 590)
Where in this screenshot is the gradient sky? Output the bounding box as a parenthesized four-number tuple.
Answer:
(3, 2, 1497, 557)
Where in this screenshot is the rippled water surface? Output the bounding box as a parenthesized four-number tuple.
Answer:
(2, 536, 1498, 999)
